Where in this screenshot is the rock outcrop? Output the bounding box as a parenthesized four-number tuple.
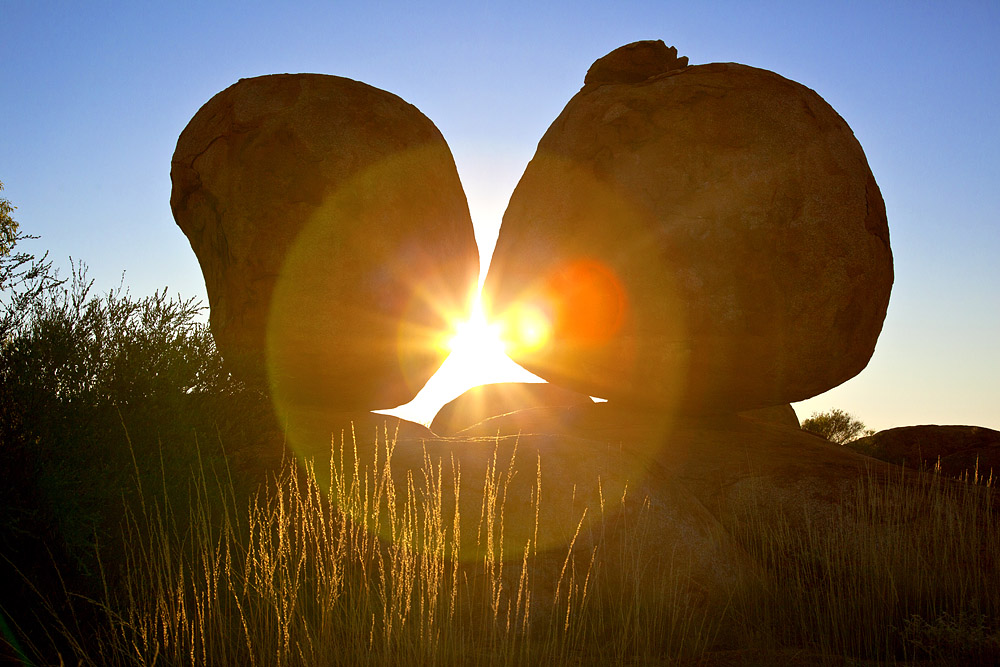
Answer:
(171, 74, 479, 412)
(848, 425, 1000, 479)
(483, 40, 893, 412)
(456, 402, 891, 526)
(583, 40, 688, 85)
(430, 382, 594, 435)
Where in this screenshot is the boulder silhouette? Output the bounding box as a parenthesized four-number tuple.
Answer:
(430, 382, 594, 435)
(484, 40, 893, 412)
(171, 73, 479, 412)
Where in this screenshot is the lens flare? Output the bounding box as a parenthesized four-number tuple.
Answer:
(547, 259, 625, 345)
(499, 304, 553, 355)
(490, 258, 625, 362)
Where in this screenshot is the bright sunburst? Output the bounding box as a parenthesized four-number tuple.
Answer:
(447, 298, 506, 363)
(383, 294, 542, 425)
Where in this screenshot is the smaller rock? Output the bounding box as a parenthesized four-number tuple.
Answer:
(584, 39, 688, 86)
(430, 382, 594, 435)
(939, 447, 1000, 482)
(848, 425, 1000, 478)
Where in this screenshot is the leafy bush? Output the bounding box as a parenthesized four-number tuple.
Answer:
(0, 180, 18, 255)
(801, 408, 874, 444)
(1, 181, 64, 339)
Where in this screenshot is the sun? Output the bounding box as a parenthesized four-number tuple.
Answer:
(447, 298, 507, 363)
(382, 294, 544, 425)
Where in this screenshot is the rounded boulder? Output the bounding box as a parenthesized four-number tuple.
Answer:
(171, 74, 479, 411)
(484, 40, 892, 411)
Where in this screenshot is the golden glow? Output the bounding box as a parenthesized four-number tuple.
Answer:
(489, 258, 624, 363)
(384, 295, 543, 425)
(448, 298, 505, 360)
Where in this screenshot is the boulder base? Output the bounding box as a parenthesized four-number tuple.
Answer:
(282, 403, 927, 629)
(430, 382, 594, 435)
(457, 402, 897, 525)
(740, 404, 800, 429)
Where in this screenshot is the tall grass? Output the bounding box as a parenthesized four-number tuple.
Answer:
(19, 425, 720, 666)
(5, 426, 999, 665)
(73, 428, 553, 665)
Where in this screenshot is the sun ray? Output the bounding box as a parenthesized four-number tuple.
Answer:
(382, 294, 543, 425)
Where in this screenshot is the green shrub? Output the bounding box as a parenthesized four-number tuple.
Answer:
(801, 408, 874, 444)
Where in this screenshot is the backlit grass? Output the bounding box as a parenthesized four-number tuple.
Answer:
(3, 426, 998, 665)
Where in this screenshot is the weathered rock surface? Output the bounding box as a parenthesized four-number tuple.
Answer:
(171, 73, 479, 411)
(848, 424, 1000, 478)
(739, 403, 800, 429)
(430, 382, 593, 435)
(484, 40, 893, 412)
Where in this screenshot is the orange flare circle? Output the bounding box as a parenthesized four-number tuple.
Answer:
(546, 259, 627, 345)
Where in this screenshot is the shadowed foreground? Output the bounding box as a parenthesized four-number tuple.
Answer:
(4, 406, 996, 666)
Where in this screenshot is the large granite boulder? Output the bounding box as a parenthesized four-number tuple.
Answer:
(429, 382, 594, 435)
(483, 40, 893, 412)
(848, 425, 1000, 478)
(171, 74, 479, 412)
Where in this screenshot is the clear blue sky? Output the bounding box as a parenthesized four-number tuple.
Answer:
(3, 1, 998, 431)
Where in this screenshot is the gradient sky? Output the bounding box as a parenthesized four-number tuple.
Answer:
(2, 1, 998, 431)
